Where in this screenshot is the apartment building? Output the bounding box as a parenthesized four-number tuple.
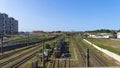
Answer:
(0, 13, 18, 34)
(13, 20, 18, 34)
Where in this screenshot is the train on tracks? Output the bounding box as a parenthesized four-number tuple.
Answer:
(53, 39, 64, 58)
(0, 36, 58, 52)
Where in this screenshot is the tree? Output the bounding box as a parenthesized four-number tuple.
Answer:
(85, 29, 116, 34)
(45, 43, 51, 49)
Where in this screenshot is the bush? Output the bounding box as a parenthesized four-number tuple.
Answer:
(45, 43, 51, 49)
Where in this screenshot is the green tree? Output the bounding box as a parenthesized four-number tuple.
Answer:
(45, 43, 51, 49)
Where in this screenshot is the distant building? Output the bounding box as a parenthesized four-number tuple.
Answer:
(117, 32, 120, 39)
(32, 30, 44, 34)
(32, 30, 44, 33)
(89, 34, 96, 38)
(88, 33, 113, 38)
(13, 20, 18, 34)
(0, 13, 18, 34)
(0, 13, 8, 34)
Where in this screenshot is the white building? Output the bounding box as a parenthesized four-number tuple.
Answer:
(88, 33, 113, 38)
(117, 32, 120, 39)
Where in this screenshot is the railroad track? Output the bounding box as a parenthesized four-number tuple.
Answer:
(0, 36, 58, 68)
(0, 44, 38, 60)
(72, 37, 86, 66)
(89, 51, 106, 66)
(0, 45, 41, 68)
(75, 36, 107, 66)
(0, 36, 57, 60)
(10, 50, 38, 68)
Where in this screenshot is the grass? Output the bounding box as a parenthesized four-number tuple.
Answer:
(86, 38, 120, 55)
(76, 36, 86, 52)
(19, 49, 42, 68)
(69, 37, 75, 59)
(77, 36, 120, 66)
(69, 36, 85, 67)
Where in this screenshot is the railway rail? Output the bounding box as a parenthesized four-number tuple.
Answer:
(73, 37, 86, 66)
(0, 36, 57, 60)
(10, 50, 38, 68)
(73, 36, 107, 67)
(89, 50, 106, 66)
(0, 45, 41, 68)
(77, 37, 107, 66)
(0, 44, 37, 60)
(0, 36, 58, 68)
(0, 36, 57, 52)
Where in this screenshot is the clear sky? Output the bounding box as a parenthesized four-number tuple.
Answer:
(0, 0, 120, 31)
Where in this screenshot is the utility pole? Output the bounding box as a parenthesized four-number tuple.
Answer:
(42, 41, 45, 68)
(1, 33, 4, 55)
(26, 32, 29, 46)
(86, 49, 89, 67)
(27, 33, 29, 46)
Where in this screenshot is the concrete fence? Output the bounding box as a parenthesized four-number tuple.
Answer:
(83, 39, 120, 62)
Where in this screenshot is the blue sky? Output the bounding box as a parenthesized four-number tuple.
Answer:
(0, 0, 120, 31)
